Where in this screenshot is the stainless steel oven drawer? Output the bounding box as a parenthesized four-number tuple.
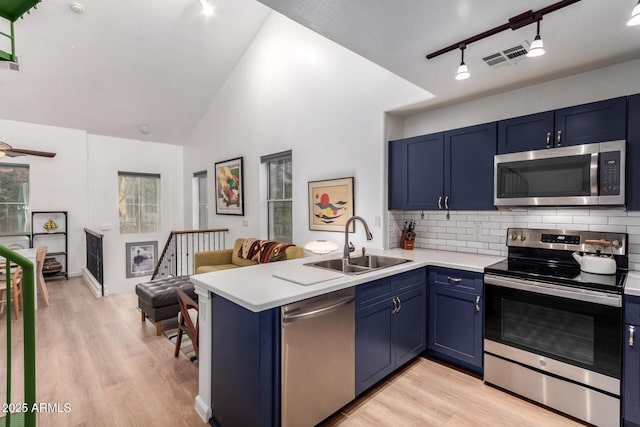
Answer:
(485, 354, 619, 427)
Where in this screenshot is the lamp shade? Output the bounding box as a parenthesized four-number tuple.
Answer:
(629, 1, 640, 26)
(455, 63, 470, 80)
(526, 36, 545, 58)
(304, 240, 339, 254)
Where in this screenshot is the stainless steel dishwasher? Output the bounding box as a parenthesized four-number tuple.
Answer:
(281, 287, 355, 427)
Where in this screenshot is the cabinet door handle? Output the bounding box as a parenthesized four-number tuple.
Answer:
(475, 295, 481, 312)
(392, 297, 398, 314)
(630, 325, 636, 347)
(447, 276, 462, 283)
(396, 296, 402, 313)
(545, 132, 551, 148)
(444, 195, 449, 210)
(557, 130, 562, 146)
(438, 196, 443, 210)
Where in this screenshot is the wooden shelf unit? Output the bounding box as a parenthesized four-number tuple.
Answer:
(31, 210, 68, 280)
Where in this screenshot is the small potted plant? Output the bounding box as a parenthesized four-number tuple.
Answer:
(43, 219, 58, 233)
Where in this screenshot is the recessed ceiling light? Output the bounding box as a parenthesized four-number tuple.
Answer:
(70, 2, 84, 14)
(198, 0, 214, 16)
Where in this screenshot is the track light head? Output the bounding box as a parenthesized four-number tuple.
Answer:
(526, 20, 546, 58)
(455, 45, 470, 80)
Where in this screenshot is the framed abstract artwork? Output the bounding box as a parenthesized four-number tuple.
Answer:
(308, 177, 354, 232)
(215, 157, 244, 216)
(126, 241, 158, 278)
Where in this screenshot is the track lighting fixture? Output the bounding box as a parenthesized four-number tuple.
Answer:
(526, 19, 545, 57)
(198, 0, 214, 16)
(455, 45, 470, 80)
(629, 0, 640, 26)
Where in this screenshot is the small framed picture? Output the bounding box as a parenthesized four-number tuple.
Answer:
(308, 177, 354, 232)
(126, 241, 158, 278)
(215, 157, 244, 216)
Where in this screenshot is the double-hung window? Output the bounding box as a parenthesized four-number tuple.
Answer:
(118, 172, 160, 234)
(0, 164, 29, 233)
(262, 151, 292, 242)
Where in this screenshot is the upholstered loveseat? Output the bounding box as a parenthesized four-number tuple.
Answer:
(194, 238, 304, 274)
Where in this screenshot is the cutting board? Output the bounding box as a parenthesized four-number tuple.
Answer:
(272, 266, 343, 285)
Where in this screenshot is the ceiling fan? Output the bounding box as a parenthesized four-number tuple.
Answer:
(0, 140, 56, 158)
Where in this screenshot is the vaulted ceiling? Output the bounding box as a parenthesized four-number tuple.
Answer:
(1, 0, 639, 144)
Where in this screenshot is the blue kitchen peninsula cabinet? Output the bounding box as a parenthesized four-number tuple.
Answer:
(355, 268, 426, 396)
(210, 295, 280, 427)
(624, 295, 640, 427)
(498, 97, 627, 154)
(426, 267, 483, 375)
(388, 122, 496, 211)
(628, 94, 640, 211)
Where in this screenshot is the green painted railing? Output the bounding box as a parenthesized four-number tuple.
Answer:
(1, 245, 36, 427)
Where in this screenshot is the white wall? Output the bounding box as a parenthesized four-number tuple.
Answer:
(183, 12, 430, 251)
(87, 135, 184, 294)
(0, 119, 89, 275)
(403, 58, 640, 137)
(392, 59, 640, 271)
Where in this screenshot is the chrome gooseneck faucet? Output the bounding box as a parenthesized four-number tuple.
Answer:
(343, 216, 373, 264)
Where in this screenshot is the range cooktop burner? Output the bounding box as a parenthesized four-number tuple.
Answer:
(485, 258, 626, 294)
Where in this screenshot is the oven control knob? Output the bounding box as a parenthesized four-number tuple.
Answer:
(612, 240, 621, 248)
(510, 234, 517, 241)
(519, 235, 526, 241)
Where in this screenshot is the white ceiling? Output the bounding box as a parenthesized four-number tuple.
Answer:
(1, 0, 640, 145)
(0, 0, 271, 144)
(258, 0, 640, 112)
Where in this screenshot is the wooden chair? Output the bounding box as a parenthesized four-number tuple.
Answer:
(0, 266, 23, 319)
(35, 246, 50, 306)
(174, 288, 199, 359)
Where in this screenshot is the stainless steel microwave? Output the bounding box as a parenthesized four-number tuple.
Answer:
(494, 140, 625, 207)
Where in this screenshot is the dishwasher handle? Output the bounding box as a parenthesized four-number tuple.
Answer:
(282, 296, 355, 323)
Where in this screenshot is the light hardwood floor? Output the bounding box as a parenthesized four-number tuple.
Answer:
(1, 277, 584, 426)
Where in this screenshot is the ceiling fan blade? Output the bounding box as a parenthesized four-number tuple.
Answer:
(6, 148, 56, 158)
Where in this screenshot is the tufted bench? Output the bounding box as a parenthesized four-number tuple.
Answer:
(135, 276, 197, 336)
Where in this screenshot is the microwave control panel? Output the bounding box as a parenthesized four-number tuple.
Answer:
(599, 151, 621, 196)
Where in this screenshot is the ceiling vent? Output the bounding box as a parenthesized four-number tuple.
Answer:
(482, 41, 531, 68)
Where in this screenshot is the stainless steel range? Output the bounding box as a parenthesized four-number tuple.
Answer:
(484, 228, 628, 427)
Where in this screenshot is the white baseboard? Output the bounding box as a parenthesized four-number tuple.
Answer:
(195, 395, 212, 423)
(81, 267, 104, 297)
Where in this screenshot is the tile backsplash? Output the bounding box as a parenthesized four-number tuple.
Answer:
(389, 209, 640, 271)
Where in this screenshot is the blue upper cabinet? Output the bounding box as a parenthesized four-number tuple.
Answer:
(388, 133, 443, 210)
(628, 94, 640, 211)
(498, 97, 627, 154)
(555, 97, 626, 147)
(444, 122, 497, 210)
(497, 111, 554, 154)
(388, 123, 495, 211)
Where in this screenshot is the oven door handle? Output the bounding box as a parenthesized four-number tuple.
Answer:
(484, 274, 621, 307)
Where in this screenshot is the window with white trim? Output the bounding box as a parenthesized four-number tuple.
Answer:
(118, 172, 160, 234)
(262, 151, 292, 242)
(0, 163, 29, 234)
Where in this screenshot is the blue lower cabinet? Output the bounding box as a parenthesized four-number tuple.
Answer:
(210, 295, 279, 427)
(426, 267, 483, 375)
(624, 296, 640, 426)
(355, 268, 427, 396)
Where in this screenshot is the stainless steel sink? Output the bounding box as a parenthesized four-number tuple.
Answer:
(305, 255, 412, 275)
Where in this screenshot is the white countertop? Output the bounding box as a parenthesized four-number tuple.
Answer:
(191, 248, 504, 312)
(625, 271, 640, 297)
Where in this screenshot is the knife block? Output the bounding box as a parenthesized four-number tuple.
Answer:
(400, 231, 415, 250)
